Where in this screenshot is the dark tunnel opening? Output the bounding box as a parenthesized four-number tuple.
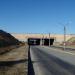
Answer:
(28, 38, 40, 45)
(43, 39, 49, 46)
(28, 38, 54, 46)
(36, 39, 40, 45)
(44, 39, 54, 46)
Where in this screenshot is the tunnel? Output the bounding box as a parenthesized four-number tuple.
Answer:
(43, 39, 54, 46)
(28, 38, 54, 46)
(28, 38, 40, 45)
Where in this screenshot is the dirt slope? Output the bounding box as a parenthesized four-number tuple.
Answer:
(0, 30, 20, 47)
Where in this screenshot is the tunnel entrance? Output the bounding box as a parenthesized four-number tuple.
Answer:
(43, 39, 54, 46)
(28, 38, 40, 45)
(28, 38, 54, 46)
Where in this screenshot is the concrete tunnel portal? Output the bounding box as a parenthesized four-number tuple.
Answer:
(28, 38, 54, 46)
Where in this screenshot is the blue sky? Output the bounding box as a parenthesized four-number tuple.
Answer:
(0, 0, 75, 34)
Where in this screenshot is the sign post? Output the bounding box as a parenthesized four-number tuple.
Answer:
(49, 33, 50, 47)
(64, 26, 66, 50)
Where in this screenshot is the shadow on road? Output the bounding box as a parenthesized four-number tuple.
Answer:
(28, 46, 35, 75)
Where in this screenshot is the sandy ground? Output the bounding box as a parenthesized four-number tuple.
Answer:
(0, 46, 28, 75)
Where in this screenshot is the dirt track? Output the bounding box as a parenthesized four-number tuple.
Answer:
(0, 46, 28, 75)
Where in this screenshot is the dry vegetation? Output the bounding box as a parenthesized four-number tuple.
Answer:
(0, 30, 28, 75)
(0, 30, 21, 48)
(0, 45, 28, 75)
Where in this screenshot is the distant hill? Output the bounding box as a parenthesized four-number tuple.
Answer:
(67, 37, 75, 42)
(66, 37, 75, 45)
(0, 30, 20, 47)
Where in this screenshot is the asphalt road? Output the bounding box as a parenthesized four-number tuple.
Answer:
(30, 46, 75, 75)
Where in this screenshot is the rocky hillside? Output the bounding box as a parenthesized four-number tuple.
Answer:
(0, 30, 20, 47)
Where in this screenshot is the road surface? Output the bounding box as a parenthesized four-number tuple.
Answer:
(30, 46, 75, 75)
